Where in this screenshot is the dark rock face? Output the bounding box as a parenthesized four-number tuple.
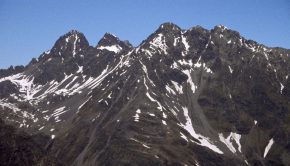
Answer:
(0, 81, 18, 98)
(0, 22, 290, 166)
(0, 119, 62, 166)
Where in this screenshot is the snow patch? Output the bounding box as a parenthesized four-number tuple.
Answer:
(72, 34, 79, 56)
(77, 65, 83, 73)
(280, 83, 284, 94)
(194, 57, 202, 68)
(150, 34, 168, 54)
(0, 74, 36, 101)
(130, 138, 150, 149)
(140, 60, 156, 87)
(254, 120, 257, 125)
(263, 138, 274, 158)
(171, 81, 183, 94)
(44, 50, 51, 54)
(263, 52, 269, 61)
(228, 66, 233, 74)
(78, 97, 91, 110)
(181, 35, 190, 56)
(173, 37, 179, 46)
(205, 35, 211, 49)
(97, 45, 122, 53)
(219, 132, 242, 153)
(162, 112, 167, 125)
(134, 109, 141, 122)
(146, 92, 163, 112)
(165, 85, 176, 95)
(107, 91, 112, 99)
(182, 70, 197, 94)
(178, 59, 193, 67)
(180, 132, 188, 142)
(52, 106, 66, 117)
(143, 49, 153, 57)
(148, 113, 155, 117)
(181, 107, 223, 154)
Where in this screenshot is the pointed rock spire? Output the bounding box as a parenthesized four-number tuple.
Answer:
(50, 30, 89, 57)
(96, 33, 132, 52)
(98, 33, 120, 46)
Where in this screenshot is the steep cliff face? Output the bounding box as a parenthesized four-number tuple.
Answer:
(0, 23, 290, 166)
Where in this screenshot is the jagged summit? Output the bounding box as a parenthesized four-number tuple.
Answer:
(96, 32, 132, 52)
(214, 24, 228, 30)
(139, 22, 182, 49)
(66, 29, 83, 35)
(48, 30, 89, 57)
(187, 25, 208, 33)
(158, 22, 182, 32)
(97, 32, 121, 46)
(57, 29, 88, 45)
(212, 25, 241, 37)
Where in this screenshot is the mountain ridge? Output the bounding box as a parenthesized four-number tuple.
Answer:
(1, 22, 289, 73)
(0, 22, 290, 166)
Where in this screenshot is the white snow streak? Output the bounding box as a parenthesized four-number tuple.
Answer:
(181, 107, 223, 154)
(171, 81, 183, 94)
(52, 106, 66, 117)
(97, 45, 122, 53)
(130, 138, 150, 149)
(228, 66, 233, 74)
(194, 57, 202, 68)
(145, 92, 163, 112)
(181, 34, 190, 56)
(219, 132, 242, 153)
(263, 138, 274, 158)
(280, 83, 284, 94)
(182, 70, 197, 94)
(165, 85, 176, 95)
(180, 132, 188, 142)
(72, 34, 79, 56)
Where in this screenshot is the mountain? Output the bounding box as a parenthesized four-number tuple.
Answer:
(1, 22, 290, 166)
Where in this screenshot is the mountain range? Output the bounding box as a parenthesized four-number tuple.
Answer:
(0, 22, 290, 166)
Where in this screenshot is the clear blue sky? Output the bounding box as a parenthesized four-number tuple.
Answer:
(0, 0, 289, 68)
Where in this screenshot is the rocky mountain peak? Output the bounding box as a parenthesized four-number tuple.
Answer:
(66, 29, 82, 35)
(139, 23, 183, 53)
(96, 32, 132, 53)
(97, 33, 120, 46)
(211, 25, 241, 39)
(157, 22, 182, 32)
(49, 30, 89, 57)
(214, 24, 228, 30)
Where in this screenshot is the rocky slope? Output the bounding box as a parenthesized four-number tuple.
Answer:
(0, 23, 290, 166)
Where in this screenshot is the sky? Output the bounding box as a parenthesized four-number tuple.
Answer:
(0, 0, 289, 68)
